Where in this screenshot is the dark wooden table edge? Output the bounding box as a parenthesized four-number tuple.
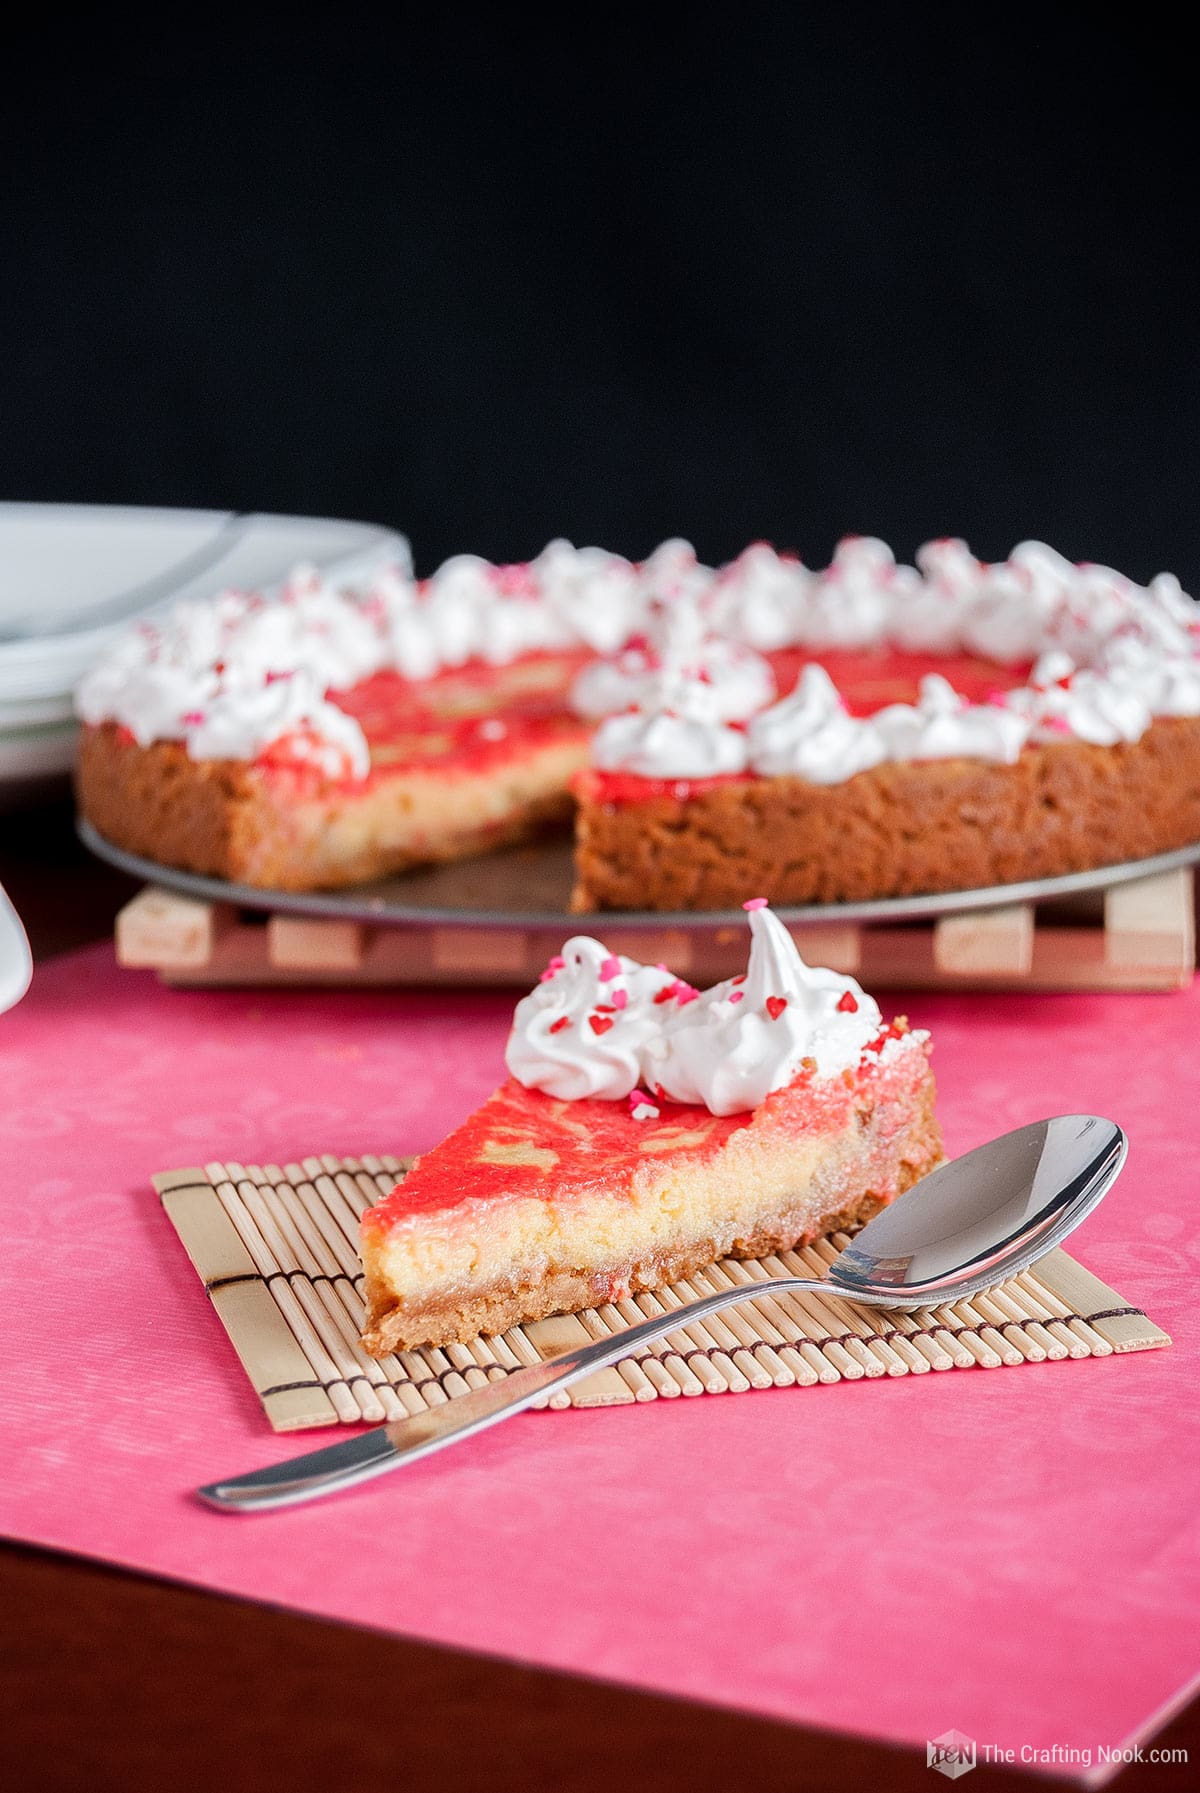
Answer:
(2, 1537, 1196, 1793)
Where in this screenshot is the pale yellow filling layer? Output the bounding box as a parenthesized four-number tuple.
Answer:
(370, 1123, 844, 1306)
(251, 737, 587, 882)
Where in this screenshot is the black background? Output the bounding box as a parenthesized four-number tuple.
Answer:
(2, 10, 1195, 583)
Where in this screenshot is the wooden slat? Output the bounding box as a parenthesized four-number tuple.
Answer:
(933, 904, 1035, 977)
(1105, 868, 1195, 977)
(117, 887, 233, 969)
(1030, 1248, 1172, 1353)
(269, 917, 365, 971)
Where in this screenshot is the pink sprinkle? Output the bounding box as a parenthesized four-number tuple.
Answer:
(612, 989, 628, 1010)
(729, 990, 744, 1004)
(628, 1088, 654, 1107)
(674, 982, 700, 1006)
(181, 710, 206, 725)
(743, 897, 769, 911)
(599, 955, 621, 981)
(547, 954, 565, 970)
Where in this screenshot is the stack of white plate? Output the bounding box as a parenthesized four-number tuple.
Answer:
(0, 503, 408, 801)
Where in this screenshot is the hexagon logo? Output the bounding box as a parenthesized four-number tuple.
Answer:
(926, 1730, 977, 1779)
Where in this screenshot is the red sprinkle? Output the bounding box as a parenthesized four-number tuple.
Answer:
(589, 1014, 614, 1035)
(836, 991, 859, 1013)
(548, 1016, 570, 1034)
(653, 986, 676, 1004)
(765, 996, 788, 1020)
(743, 897, 769, 911)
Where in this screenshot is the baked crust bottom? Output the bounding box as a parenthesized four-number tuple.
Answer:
(571, 716, 1200, 910)
(77, 722, 584, 890)
(360, 1065, 941, 1354)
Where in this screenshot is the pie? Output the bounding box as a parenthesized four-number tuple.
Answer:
(74, 535, 1200, 905)
(360, 904, 942, 1353)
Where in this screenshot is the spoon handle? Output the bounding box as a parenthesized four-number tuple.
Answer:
(198, 1274, 838, 1513)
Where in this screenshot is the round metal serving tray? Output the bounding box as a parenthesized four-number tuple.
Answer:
(79, 817, 1200, 932)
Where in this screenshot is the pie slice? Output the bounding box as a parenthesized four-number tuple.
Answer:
(361, 906, 941, 1354)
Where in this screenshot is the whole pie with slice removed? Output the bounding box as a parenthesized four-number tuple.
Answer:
(360, 901, 942, 1354)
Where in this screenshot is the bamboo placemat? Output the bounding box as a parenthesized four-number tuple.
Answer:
(156, 1155, 1171, 1432)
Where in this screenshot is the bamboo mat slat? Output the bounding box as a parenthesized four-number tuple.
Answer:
(155, 1156, 1171, 1432)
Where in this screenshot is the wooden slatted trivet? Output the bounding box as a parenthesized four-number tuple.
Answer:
(120, 866, 1195, 991)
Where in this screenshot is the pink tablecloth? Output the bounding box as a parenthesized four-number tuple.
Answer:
(1, 946, 1198, 1782)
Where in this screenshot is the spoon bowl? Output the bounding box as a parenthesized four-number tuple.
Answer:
(199, 1114, 1127, 1513)
(829, 1113, 1125, 1305)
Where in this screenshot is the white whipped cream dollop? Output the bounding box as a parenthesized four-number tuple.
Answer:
(505, 906, 899, 1116)
(76, 568, 379, 778)
(708, 543, 814, 651)
(590, 666, 751, 779)
(1006, 667, 1153, 747)
(570, 642, 659, 719)
(535, 539, 644, 655)
(571, 618, 774, 723)
(870, 674, 1030, 764)
(186, 668, 371, 776)
(645, 904, 885, 1115)
(746, 665, 888, 782)
(800, 537, 918, 651)
(504, 937, 676, 1100)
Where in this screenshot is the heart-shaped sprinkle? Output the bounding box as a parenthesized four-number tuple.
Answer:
(548, 1016, 570, 1034)
(612, 989, 628, 1010)
(742, 897, 769, 911)
(765, 996, 788, 1020)
(589, 1014, 614, 1035)
(599, 954, 622, 981)
(836, 991, 858, 1013)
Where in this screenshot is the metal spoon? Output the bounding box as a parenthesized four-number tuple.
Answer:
(198, 1114, 1125, 1514)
